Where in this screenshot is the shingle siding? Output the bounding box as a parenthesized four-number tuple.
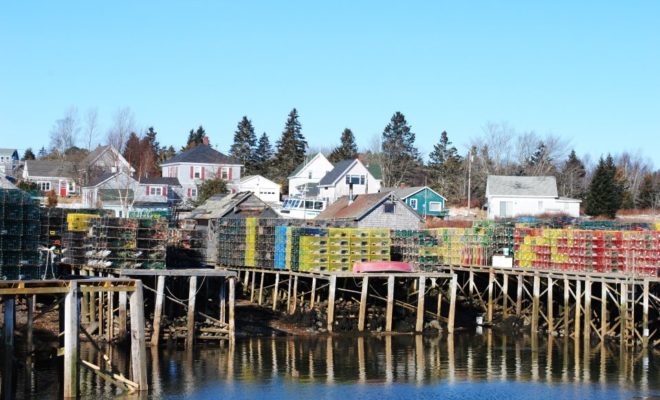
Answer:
(357, 202, 422, 230)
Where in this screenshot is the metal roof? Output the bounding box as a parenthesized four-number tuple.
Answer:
(161, 144, 239, 165)
(486, 175, 558, 197)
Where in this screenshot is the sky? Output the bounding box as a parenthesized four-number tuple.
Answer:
(1, 1, 659, 166)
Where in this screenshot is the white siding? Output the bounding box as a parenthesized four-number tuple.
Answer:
(319, 161, 381, 203)
(288, 153, 334, 197)
(161, 162, 241, 201)
(240, 176, 281, 203)
(487, 196, 580, 219)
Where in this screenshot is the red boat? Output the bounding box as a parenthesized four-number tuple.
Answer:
(353, 261, 415, 273)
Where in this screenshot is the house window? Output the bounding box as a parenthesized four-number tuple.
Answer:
(429, 202, 442, 212)
(150, 186, 162, 196)
(409, 198, 418, 209)
(221, 167, 229, 180)
(68, 181, 76, 193)
(345, 175, 365, 185)
(38, 181, 51, 192)
(190, 188, 197, 198)
(384, 203, 395, 213)
(308, 171, 313, 179)
(193, 166, 202, 179)
(538, 200, 543, 211)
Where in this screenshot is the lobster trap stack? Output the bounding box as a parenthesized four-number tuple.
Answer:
(0, 189, 41, 279)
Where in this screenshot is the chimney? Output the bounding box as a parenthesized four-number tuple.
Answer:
(399, 182, 407, 189)
(348, 183, 354, 205)
(202, 136, 209, 146)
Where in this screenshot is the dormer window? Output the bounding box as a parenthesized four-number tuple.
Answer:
(150, 186, 162, 196)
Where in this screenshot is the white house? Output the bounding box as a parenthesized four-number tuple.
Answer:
(0, 149, 19, 175)
(81, 145, 133, 175)
(317, 159, 382, 204)
(161, 143, 242, 202)
(486, 175, 581, 219)
(81, 171, 138, 217)
(287, 152, 334, 197)
(239, 175, 281, 203)
(23, 160, 78, 197)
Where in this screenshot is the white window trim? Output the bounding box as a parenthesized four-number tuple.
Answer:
(409, 198, 418, 209)
(150, 186, 163, 196)
(429, 201, 443, 212)
(221, 167, 229, 180)
(190, 188, 198, 198)
(193, 166, 202, 179)
(38, 181, 51, 191)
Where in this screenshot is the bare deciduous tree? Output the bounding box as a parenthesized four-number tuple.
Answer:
(49, 106, 79, 158)
(84, 108, 99, 151)
(106, 107, 136, 152)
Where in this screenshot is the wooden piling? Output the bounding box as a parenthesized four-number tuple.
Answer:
(151, 276, 166, 346)
(583, 278, 592, 344)
(272, 273, 280, 311)
(487, 269, 494, 323)
(106, 291, 114, 342)
(27, 295, 34, 353)
(327, 275, 337, 332)
(547, 277, 554, 334)
(385, 275, 395, 332)
(228, 277, 235, 335)
(219, 277, 226, 324)
(416, 277, 426, 333)
(129, 281, 148, 392)
(286, 275, 292, 312)
(118, 291, 127, 340)
(310, 277, 317, 309)
(642, 279, 649, 349)
(600, 281, 608, 341)
(250, 270, 256, 303)
(563, 278, 570, 336)
(516, 275, 523, 316)
(186, 276, 197, 349)
(574, 280, 582, 340)
(63, 282, 79, 398)
(448, 274, 457, 334)
(358, 276, 369, 332)
(619, 282, 628, 346)
(291, 275, 298, 314)
(258, 272, 265, 306)
(502, 274, 509, 318)
(531, 274, 540, 333)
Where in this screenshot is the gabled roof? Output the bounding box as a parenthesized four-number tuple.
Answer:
(366, 163, 382, 180)
(161, 144, 239, 165)
(25, 160, 77, 178)
(85, 171, 137, 188)
(317, 192, 423, 222)
(0, 175, 17, 189)
(381, 186, 446, 201)
(138, 177, 181, 186)
(0, 149, 18, 157)
(190, 191, 276, 220)
(240, 175, 280, 187)
(87, 172, 117, 187)
(318, 159, 357, 186)
(288, 152, 332, 178)
(81, 145, 110, 166)
(486, 175, 558, 198)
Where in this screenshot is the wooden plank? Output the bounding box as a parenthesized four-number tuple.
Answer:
(385, 275, 395, 332)
(448, 274, 457, 334)
(186, 276, 198, 349)
(118, 291, 127, 341)
(416, 277, 426, 333)
(129, 281, 148, 392)
(63, 282, 79, 398)
(120, 268, 236, 277)
(151, 276, 165, 347)
(272, 273, 280, 311)
(228, 277, 235, 335)
(327, 275, 337, 332)
(358, 276, 369, 332)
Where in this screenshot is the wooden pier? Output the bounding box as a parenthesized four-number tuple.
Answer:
(0, 278, 148, 398)
(231, 268, 458, 334)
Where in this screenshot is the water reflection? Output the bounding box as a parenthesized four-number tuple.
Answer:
(2, 332, 658, 398)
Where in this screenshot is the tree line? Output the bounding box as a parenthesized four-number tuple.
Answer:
(38, 106, 660, 218)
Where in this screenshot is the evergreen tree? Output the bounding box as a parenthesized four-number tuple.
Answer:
(159, 146, 176, 164)
(428, 131, 463, 202)
(558, 150, 586, 198)
(194, 177, 228, 207)
(229, 116, 258, 175)
(22, 148, 36, 161)
(183, 126, 207, 151)
(525, 142, 555, 176)
(123, 132, 142, 172)
(274, 108, 307, 188)
(381, 112, 421, 187)
(254, 132, 274, 177)
(37, 146, 48, 159)
(585, 154, 623, 218)
(328, 128, 358, 163)
(637, 174, 658, 209)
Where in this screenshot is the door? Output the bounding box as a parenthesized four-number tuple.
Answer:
(59, 181, 67, 196)
(499, 201, 512, 218)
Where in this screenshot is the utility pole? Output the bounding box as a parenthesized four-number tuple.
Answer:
(467, 151, 473, 216)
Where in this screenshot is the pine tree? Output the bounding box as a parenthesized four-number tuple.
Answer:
(37, 147, 47, 159)
(328, 128, 358, 163)
(229, 116, 258, 175)
(558, 150, 586, 198)
(159, 146, 176, 164)
(637, 174, 658, 209)
(585, 154, 623, 218)
(428, 131, 463, 201)
(254, 132, 274, 177)
(381, 112, 421, 187)
(183, 126, 207, 151)
(525, 142, 555, 176)
(22, 148, 36, 161)
(274, 108, 307, 187)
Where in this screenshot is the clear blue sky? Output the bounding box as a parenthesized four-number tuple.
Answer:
(1, 1, 659, 166)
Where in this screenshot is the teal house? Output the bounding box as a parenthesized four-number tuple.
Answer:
(385, 186, 447, 218)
